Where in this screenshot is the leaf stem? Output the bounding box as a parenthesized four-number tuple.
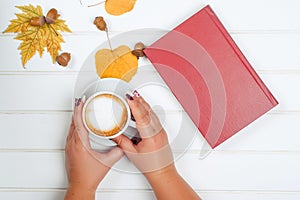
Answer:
(49, 24, 59, 36)
(88, 1, 106, 7)
(105, 28, 113, 51)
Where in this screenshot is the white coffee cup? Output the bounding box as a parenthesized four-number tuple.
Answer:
(82, 91, 136, 139)
(81, 78, 137, 150)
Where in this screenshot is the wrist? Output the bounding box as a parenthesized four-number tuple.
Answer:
(144, 164, 178, 183)
(65, 185, 96, 200)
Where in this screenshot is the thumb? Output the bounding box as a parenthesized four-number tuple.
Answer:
(112, 135, 137, 154)
(105, 147, 124, 165)
(74, 98, 87, 132)
(91, 147, 124, 168)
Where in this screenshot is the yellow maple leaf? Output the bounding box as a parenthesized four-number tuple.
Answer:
(16, 27, 46, 65)
(45, 23, 64, 63)
(2, 4, 71, 68)
(3, 4, 43, 34)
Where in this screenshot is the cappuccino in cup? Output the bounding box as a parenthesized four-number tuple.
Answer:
(83, 93, 129, 137)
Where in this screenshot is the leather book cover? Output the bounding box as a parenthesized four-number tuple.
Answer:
(144, 5, 278, 148)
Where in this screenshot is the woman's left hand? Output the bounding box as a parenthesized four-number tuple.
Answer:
(65, 98, 124, 200)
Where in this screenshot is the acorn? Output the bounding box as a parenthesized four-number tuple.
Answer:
(132, 42, 145, 58)
(29, 16, 45, 27)
(45, 8, 59, 24)
(134, 42, 145, 51)
(132, 49, 144, 58)
(93, 16, 107, 31)
(56, 52, 71, 67)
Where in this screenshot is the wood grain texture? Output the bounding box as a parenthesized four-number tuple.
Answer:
(0, 0, 300, 32)
(0, 151, 299, 191)
(0, 190, 300, 200)
(0, 33, 299, 71)
(1, 112, 300, 152)
(0, 73, 299, 111)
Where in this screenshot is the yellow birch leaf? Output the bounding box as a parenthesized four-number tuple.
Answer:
(95, 45, 138, 82)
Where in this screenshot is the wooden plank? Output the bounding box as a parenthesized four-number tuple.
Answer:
(0, 190, 299, 200)
(0, 113, 71, 149)
(0, 73, 299, 111)
(1, 112, 300, 152)
(0, 33, 300, 71)
(0, 74, 76, 111)
(0, 151, 299, 191)
(0, 0, 299, 32)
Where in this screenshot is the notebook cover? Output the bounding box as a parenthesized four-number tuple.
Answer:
(144, 5, 278, 148)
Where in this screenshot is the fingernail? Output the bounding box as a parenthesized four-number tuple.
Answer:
(82, 95, 86, 104)
(75, 98, 78, 106)
(133, 90, 140, 97)
(126, 93, 134, 101)
(75, 98, 81, 107)
(131, 137, 142, 145)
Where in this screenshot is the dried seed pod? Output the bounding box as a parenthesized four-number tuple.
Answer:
(93, 16, 107, 31)
(134, 42, 145, 51)
(29, 16, 45, 27)
(56, 52, 71, 67)
(131, 49, 144, 58)
(45, 8, 59, 24)
(132, 42, 145, 58)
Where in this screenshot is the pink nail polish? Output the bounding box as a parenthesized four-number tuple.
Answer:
(126, 94, 134, 101)
(133, 90, 140, 97)
(75, 98, 81, 106)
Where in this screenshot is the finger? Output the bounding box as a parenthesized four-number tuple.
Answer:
(89, 147, 123, 168)
(126, 95, 150, 127)
(74, 98, 86, 132)
(74, 98, 90, 146)
(127, 95, 163, 138)
(136, 110, 164, 138)
(102, 147, 124, 167)
(66, 116, 75, 142)
(132, 91, 162, 128)
(112, 134, 136, 153)
(133, 90, 151, 111)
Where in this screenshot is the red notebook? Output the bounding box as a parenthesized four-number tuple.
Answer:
(144, 5, 278, 148)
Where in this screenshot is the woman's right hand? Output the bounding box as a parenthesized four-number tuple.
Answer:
(112, 91, 174, 175)
(113, 91, 201, 200)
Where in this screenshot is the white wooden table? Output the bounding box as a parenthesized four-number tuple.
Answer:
(1, 0, 300, 199)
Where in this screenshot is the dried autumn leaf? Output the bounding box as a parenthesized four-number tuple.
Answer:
(105, 0, 137, 16)
(15, 27, 46, 65)
(45, 24, 64, 63)
(2, 4, 71, 67)
(3, 4, 43, 34)
(95, 45, 138, 82)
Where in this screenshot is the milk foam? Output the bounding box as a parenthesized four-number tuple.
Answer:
(85, 94, 127, 134)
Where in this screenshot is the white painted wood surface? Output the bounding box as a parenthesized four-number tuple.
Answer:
(0, 0, 300, 199)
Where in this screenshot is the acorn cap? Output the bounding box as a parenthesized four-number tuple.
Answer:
(134, 42, 145, 51)
(132, 49, 145, 58)
(45, 8, 59, 24)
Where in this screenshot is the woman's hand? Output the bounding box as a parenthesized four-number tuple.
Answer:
(65, 98, 123, 200)
(113, 92, 201, 200)
(112, 91, 174, 175)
